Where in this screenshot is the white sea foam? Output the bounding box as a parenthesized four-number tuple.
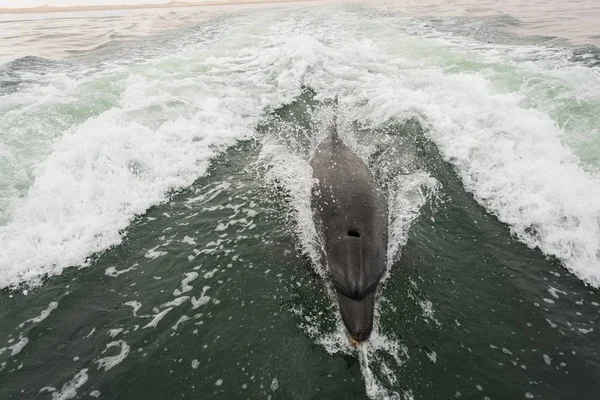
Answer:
(258, 140, 325, 277)
(191, 286, 212, 309)
(95, 340, 130, 371)
(108, 328, 124, 338)
(123, 301, 142, 317)
(16, 301, 58, 329)
(386, 173, 439, 270)
(173, 272, 199, 296)
(143, 308, 173, 329)
(105, 265, 137, 278)
(548, 287, 567, 300)
(0, 13, 305, 289)
(50, 369, 89, 400)
(0, 335, 29, 357)
(2, 4, 599, 292)
(173, 315, 191, 330)
(398, 69, 600, 287)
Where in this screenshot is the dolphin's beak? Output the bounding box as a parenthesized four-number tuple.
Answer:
(335, 289, 377, 342)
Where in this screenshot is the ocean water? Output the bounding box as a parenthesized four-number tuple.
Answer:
(1, 1, 600, 399)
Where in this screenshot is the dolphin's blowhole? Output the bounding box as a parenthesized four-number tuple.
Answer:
(347, 229, 361, 238)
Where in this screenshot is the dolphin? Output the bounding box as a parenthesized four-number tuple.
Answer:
(310, 103, 388, 343)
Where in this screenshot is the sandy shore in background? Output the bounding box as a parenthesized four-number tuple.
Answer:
(0, 0, 322, 14)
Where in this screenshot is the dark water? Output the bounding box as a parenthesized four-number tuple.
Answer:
(2, 3, 600, 400)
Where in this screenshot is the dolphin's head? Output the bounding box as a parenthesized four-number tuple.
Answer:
(336, 289, 377, 342)
(326, 228, 383, 343)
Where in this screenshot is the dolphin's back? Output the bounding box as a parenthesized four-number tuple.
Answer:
(310, 132, 388, 300)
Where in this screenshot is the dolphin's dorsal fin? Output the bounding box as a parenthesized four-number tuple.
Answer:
(329, 95, 340, 142)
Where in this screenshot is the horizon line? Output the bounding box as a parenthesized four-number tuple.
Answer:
(0, 0, 324, 14)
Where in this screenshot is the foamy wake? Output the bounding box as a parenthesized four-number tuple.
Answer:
(0, 13, 309, 289)
(354, 69, 600, 287)
(2, 4, 600, 291)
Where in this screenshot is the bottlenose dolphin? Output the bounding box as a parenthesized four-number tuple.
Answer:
(310, 104, 388, 343)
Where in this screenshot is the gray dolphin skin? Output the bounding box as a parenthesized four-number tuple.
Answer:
(310, 106, 388, 343)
